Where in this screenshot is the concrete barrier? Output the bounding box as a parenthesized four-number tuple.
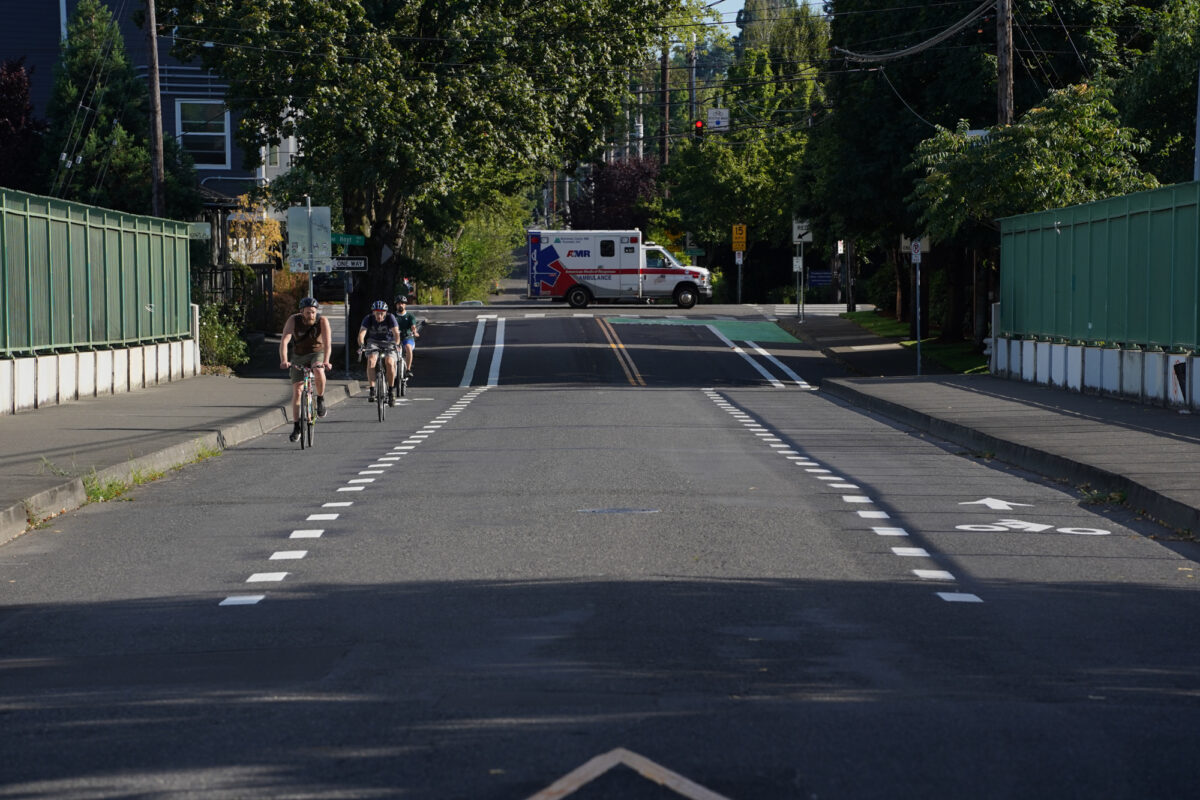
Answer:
(1, 338, 202, 415)
(994, 336, 1197, 410)
(1083, 347, 1102, 392)
(78, 352, 96, 398)
(1143, 351, 1166, 405)
(1066, 345, 1082, 391)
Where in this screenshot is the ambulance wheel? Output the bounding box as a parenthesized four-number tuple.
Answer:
(566, 286, 591, 309)
(674, 285, 698, 309)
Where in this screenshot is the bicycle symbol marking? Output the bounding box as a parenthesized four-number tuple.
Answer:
(955, 518, 1110, 536)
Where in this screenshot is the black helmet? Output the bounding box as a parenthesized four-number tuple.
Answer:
(299, 297, 319, 308)
(395, 295, 408, 305)
(371, 300, 389, 311)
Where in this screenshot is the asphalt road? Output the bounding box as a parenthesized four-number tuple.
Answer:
(1, 304, 1197, 799)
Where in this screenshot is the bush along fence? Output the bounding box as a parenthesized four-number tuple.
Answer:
(994, 181, 1200, 410)
(1, 188, 199, 414)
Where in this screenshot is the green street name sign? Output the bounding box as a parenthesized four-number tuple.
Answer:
(684, 247, 705, 256)
(331, 233, 366, 246)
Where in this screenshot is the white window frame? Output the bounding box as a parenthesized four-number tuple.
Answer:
(175, 99, 231, 170)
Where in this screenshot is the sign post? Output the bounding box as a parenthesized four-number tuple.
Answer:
(911, 238, 923, 376)
(793, 219, 812, 321)
(732, 224, 747, 303)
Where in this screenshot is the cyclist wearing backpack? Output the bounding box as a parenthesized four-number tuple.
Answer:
(393, 295, 420, 378)
(357, 300, 400, 405)
(280, 297, 333, 440)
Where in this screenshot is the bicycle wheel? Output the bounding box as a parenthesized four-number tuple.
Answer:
(298, 386, 310, 450)
(376, 370, 386, 422)
(397, 358, 408, 398)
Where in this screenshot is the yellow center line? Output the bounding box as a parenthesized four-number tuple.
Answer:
(597, 318, 646, 386)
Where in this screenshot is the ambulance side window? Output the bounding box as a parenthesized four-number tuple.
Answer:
(646, 250, 664, 269)
(601, 240, 615, 257)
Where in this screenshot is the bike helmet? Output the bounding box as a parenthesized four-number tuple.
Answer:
(395, 295, 409, 305)
(371, 300, 389, 311)
(299, 297, 319, 308)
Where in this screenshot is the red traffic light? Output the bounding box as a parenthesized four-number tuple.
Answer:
(694, 119, 705, 138)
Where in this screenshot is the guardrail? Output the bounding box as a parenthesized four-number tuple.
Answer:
(1, 188, 191, 357)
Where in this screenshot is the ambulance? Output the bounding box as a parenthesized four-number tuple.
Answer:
(527, 229, 712, 309)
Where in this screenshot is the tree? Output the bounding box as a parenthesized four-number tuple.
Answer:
(1113, 0, 1200, 184)
(909, 84, 1158, 342)
(0, 59, 46, 193)
(572, 157, 662, 231)
(42, 0, 198, 217)
(911, 86, 1159, 243)
(163, 0, 680, 319)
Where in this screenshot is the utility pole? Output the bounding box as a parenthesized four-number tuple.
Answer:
(688, 36, 696, 124)
(146, 0, 166, 216)
(660, 44, 670, 166)
(997, 0, 1013, 125)
(1193, 61, 1199, 181)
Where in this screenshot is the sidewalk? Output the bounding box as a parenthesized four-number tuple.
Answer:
(0, 336, 360, 544)
(778, 313, 1200, 536)
(2, 312, 1197, 544)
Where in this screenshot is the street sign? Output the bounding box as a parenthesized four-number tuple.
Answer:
(792, 219, 812, 244)
(792, 256, 803, 273)
(331, 256, 368, 271)
(286, 205, 332, 271)
(187, 222, 211, 240)
(732, 223, 747, 251)
(911, 239, 922, 264)
(684, 247, 705, 256)
(331, 233, 365, 246)
(735, 250, 744, 265)
(707, 108, 730, 132)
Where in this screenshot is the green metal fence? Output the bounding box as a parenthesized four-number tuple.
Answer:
(1, 189, 191, 357)
(999, 181, 1200, 351)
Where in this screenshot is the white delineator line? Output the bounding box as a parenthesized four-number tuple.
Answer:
(745, 340, 813, 389)
(702, 389, 983, 604)
(705, 325, 784, 388)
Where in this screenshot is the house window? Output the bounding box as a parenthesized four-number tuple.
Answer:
(267, 144, 280, 167)
(176, 100, 229, 168)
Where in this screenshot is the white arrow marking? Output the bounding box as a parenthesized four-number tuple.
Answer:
(527, 747, 731, 800)
(960, 498, 1033, 511)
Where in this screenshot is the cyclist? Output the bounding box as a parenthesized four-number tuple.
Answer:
(358, 300, 400, 405)
(280, 296, 333, 441)
(393, 295, 420, 378)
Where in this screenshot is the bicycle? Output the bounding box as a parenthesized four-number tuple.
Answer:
(393, 349, 409, 399)
(360, 342, 399, 422)
(290, 363, 323, 449)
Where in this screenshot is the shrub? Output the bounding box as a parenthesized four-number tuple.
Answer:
(198, 302, 249, 369)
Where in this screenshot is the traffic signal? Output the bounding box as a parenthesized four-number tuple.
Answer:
(694, 119, 705, 139)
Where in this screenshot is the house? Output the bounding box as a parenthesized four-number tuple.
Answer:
(4, 1, 298, 202)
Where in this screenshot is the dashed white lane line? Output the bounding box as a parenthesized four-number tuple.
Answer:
(938, 592, 984, 603)
(247, 572, 289, 582)
(290, 529, 324, 539)
(704, 389, 982, 604)
(913, 569, 956, 581)
(219, 595, 265, 606)
(223, 388, 493, 607)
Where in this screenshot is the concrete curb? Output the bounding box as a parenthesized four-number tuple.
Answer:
(821, 379, 1200, 535)
(0, 379, 360, 546)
